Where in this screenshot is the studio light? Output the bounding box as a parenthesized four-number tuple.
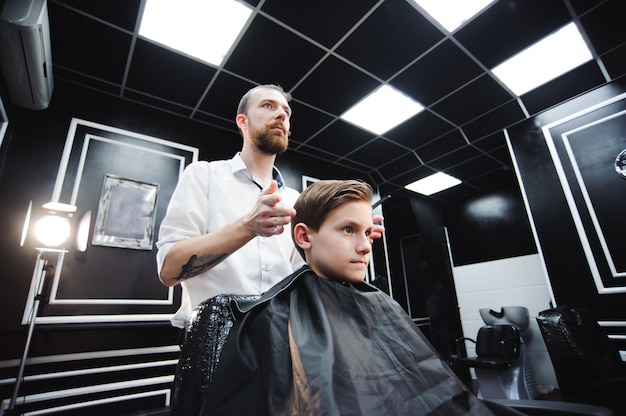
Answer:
(10, 201, 91, 412)
(20, 201, 90, 252)
(34, 214, 71, 247)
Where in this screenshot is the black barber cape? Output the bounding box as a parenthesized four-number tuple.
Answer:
(201, 266, 493, 416)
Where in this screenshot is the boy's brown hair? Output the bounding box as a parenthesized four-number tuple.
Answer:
(291, 179, 373, 260)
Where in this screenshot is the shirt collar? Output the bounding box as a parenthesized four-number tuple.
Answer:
(231, 152, 285, 189)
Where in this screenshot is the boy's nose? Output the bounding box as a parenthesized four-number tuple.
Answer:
(358, 238, 372, 254)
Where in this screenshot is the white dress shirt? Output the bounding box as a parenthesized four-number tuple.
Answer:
(156, 153, 305, 327)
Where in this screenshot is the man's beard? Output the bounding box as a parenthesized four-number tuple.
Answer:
(254, 129, 288, 155)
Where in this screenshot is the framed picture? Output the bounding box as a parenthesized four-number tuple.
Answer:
(92, 175, 159, 250)
(302, 175, 320, 190)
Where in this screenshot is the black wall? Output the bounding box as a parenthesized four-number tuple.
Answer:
(507, 79, 626, 319)
(445, 181, 537, 267)
(0, 80, 396, 413)
(0, 80, 383, 351)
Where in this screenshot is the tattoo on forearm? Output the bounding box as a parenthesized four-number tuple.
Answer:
(174, 253, 227, 281)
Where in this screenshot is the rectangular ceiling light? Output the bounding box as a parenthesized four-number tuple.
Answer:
(492, 22, 593, 96)
(405, 172, 461, 196)
(139, 0, 252, 67)
(340, 85, 424, 135)
(412, 0, 495, 32)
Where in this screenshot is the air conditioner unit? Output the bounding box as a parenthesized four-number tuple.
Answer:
(0, 0, 54, 110)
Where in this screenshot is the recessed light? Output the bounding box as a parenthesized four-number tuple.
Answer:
(139, 0, 252, 67)
(340, 85, 423, 135)
(405, 172, 462, 195)
(412, 0, 495, 32)
(492, 22, 593, 96)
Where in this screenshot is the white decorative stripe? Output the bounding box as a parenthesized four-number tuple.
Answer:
(33, 313, 174, 325)
(598, 321, 626, 327)
(9, 375, 173, 405)
(0, 360, 178, 386)
(23, 389, 171, 415)
(0, 345, 179, 369)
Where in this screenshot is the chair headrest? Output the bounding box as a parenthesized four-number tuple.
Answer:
(476, 325, 521, 359)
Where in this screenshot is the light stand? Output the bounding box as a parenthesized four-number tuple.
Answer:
(7, 250, 55, 412)
(8, 201, 90, 414)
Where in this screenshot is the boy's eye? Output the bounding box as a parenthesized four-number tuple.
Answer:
(343, 226, 353, 234)
(365, 230, 371, 237)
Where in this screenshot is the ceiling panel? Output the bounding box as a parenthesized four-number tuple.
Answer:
(197, 73, 256, 119)
(335, 0, 444, 80)
(291, 56, 380, 115)
(390, 40, 484, 106)
(259, 0, 380, 49)
(455, 0, 571, 68)
(430, 74, 513, 126)
(472, 132, 508, 153)
(463, 100, 526, 141)
(55, 0, 142, 31)
(417, 130, 468, 163)
(580, 1, 625, 55)
(128, 40, 216, 107)
(300, 119, 376, 160)
(22, 0, 624, 204)
(346, 138, 409, 168)
(378, 152, 422, 181)
(385, 111, 455, 149)
(521, 62, 607, 115)
(223, 15, 326, 89)
(49, 4, 132, 83)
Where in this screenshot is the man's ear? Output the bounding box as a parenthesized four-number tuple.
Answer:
(235, 114, 247, 131)
(293, 223, 312, 251)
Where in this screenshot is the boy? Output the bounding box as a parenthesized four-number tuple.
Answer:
(200, 180, 493, 415)
(290, 179, 374, 285)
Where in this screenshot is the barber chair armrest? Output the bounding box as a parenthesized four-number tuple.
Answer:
(454, 336, 476, 358)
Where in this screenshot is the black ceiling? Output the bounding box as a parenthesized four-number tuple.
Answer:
(46, 0, 625, 203)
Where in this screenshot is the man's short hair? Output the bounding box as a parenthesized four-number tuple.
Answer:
(237, 84, 292, 116)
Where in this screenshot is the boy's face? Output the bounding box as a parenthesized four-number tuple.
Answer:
(304, 201, 373, 283)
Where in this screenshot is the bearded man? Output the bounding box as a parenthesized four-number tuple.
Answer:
(156, 84, 383, 415)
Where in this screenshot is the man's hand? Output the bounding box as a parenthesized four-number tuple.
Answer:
(246, 180, 296, 237)
(370, 214, 385, 244)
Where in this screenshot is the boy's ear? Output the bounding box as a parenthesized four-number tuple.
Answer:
(293, 223, 312, 250)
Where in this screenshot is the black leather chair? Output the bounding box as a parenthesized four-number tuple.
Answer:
(452, 324, 541, 400)
(456, 324, 521, 370)
(536, 306, 626, 415)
